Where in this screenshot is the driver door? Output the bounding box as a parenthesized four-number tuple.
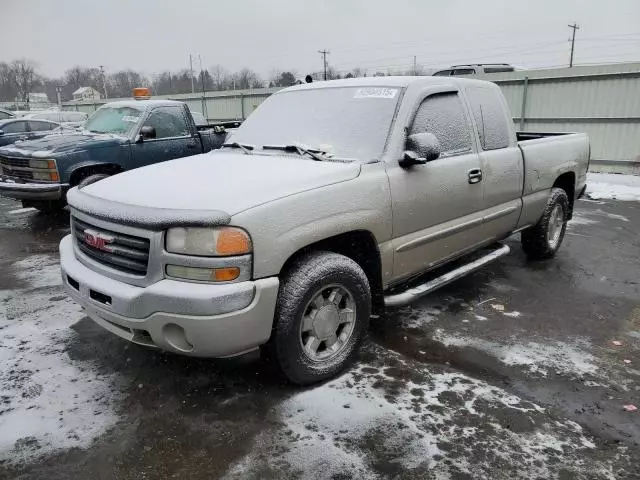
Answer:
(387, 91, 485, 282)
(130, 106, 199, 168)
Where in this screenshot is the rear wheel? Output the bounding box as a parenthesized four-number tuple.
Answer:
(521, 188, 569, 260)
(267, 251, 371, 385)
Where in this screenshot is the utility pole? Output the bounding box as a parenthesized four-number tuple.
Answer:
(318, 49, 330, 80)
(99, 65, 108, 99)
(55, 86, 63, 107)
(189, 54, 195, 93)
(198, 54, 205, 92)
(413, 56, 417, 75)
(568, 23, 580, 68)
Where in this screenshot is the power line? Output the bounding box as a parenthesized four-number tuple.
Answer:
(568, 23, 580, 67)
(318, 49, 330, 80)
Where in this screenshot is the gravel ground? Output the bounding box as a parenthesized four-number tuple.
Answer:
(0, 177, 639, 479)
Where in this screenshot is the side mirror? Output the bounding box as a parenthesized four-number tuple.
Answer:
(139, 125, 156, 141)
(213, 125, 226, 134)
(400, 132, 441, 168)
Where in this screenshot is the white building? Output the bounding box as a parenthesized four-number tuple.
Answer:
(28, 92, 50, 104)
(73, 86, 102, 101)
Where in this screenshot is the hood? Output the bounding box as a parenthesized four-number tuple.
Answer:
(72, 151, 361, 224)
(0, 132, 126, 158)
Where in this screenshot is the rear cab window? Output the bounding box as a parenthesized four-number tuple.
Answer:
(466, 87, 513, 150)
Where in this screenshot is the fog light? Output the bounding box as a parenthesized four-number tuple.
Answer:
(162, 323, 193, 352)
(166, 265, 240, 282)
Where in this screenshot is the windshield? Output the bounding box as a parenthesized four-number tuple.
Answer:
(84, 106, 143, 135)
(231, 86, 401, 160)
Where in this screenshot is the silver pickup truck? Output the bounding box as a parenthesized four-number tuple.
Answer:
(60, 77, 589, 384)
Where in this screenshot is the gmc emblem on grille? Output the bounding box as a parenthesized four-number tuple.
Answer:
(84, 229, 114, 252)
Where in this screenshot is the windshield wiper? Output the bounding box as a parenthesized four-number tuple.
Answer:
(223, 142, 255, 154)
(262, 143, 328, 161)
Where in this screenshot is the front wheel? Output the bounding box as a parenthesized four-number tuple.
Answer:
(267, 251, 371, 385)
(521, 188, 569, 260)
(77, 173, 110, 189)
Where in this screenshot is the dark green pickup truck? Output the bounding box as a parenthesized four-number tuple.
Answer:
(0, 99, 234, 212)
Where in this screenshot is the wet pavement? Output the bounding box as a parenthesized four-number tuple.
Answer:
(0, 194, 639, 479)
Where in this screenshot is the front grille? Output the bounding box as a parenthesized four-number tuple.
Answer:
(1, 167, 33, 180)
(72, 217, 150, 276)
(0, 156, 30, 168)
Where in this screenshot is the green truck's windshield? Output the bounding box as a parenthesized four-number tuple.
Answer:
(231, 86, 401, 161)
(84, 106, 143, 136)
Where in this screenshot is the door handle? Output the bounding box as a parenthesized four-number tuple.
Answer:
(468, 168, 483, 184)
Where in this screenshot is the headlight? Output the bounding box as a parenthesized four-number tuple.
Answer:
(165, 227, 252, 256)
(29, 159, 56, 169)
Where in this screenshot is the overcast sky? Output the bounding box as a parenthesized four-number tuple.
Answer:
(3, 0, 639, 79)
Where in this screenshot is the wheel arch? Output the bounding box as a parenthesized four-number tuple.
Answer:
(279, 230, 384, 315)
(552, 171, 576, 218)
(68, 162, 124, 186)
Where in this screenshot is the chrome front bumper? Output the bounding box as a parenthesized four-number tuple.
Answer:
(59, 235, 280, 357)
(0, 176, 67, 200)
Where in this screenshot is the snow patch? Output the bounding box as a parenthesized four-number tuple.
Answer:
(7, 207, 37, 216)
(0, 254, 121, 464)
(586, 173, 640, 202)
(569, 211, 598, 227)
(435, 334, 598, 378)
(226, 348, 607, 478)
(11, 254, 62, 289)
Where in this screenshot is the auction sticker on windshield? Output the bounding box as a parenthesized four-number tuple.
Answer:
(354, 88, 398, 99)
(122, 115, 140, 123)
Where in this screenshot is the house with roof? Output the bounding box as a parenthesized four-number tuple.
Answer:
(73, 87, 102, 101)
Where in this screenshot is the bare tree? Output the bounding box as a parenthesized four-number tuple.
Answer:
(209, 65, 229, 91)
(233, 68, 264, 90)
(0, 62, 18, 101)
(108, 70, 150, 98)
(11, 59, 39, 103)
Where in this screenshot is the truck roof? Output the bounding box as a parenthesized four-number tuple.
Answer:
(282, 76, 497, 93)
(99, 99, 185, 109)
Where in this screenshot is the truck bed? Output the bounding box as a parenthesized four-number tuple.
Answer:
(516, 131, 590, 226)
(516, 131, 575, 142)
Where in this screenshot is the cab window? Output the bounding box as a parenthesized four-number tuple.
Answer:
(410, 92, 472, 155)
(143, 106, 190, 139)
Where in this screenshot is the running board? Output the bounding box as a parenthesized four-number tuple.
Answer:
(384, 244, 511, 308)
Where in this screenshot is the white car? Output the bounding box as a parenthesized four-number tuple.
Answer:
(23, 110, 88, 128)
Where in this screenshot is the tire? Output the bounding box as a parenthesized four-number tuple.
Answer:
(267, 251, 371, 385)
(77, 173, 110, 189)
(24, 199, 66, 214)
(521, 188, 569, 260)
